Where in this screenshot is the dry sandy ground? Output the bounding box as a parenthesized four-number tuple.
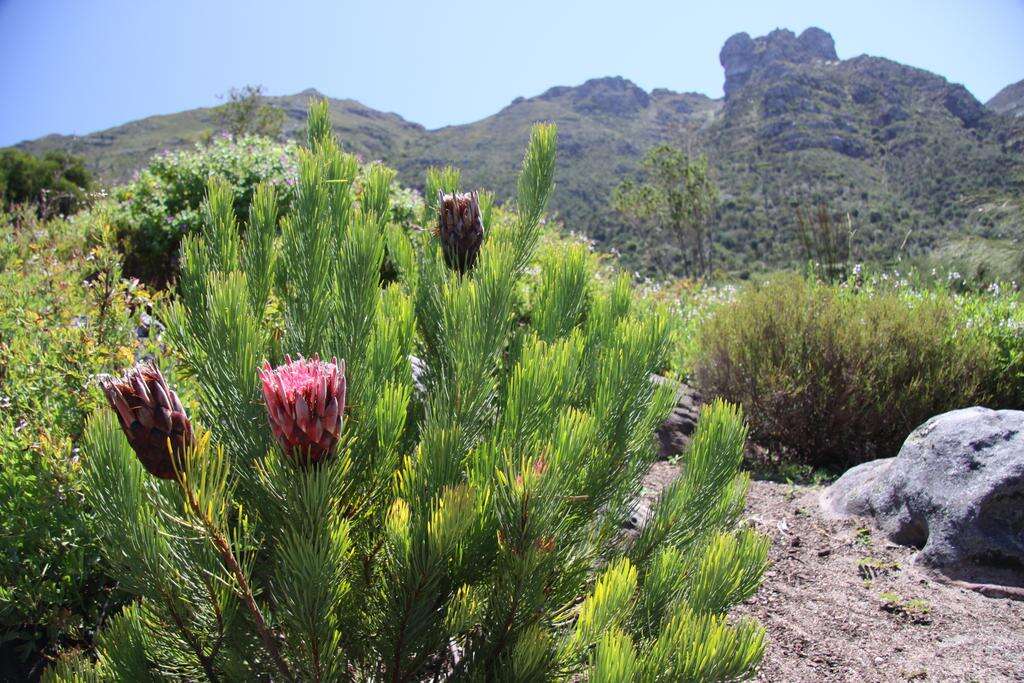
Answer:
(643, 463, 1024, 682)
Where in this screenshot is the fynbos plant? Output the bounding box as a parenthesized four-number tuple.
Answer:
(99, 362, 193, 480)
(435, 190, 485, 274)
(260, 355, 346, 467)
(57, 102, 767, 681)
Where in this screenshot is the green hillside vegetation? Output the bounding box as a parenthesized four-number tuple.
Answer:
(12, 28, 1024, 278)
(16, 90, 424, 184)
(920, 235, 1024, 284)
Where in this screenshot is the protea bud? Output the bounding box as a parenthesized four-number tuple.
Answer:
(435, 190, 484, 273)
(100, 362, 193, 480)
(259, 355, 346, 466)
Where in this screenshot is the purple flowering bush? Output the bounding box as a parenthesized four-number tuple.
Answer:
(113, 135, 423, 286)
(113, 135, 299, 283)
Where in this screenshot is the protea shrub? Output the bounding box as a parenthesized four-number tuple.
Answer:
(59, 101, 767, 682)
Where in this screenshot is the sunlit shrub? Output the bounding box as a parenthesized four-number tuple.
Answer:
(0, 148, 93, 217)
(0, 206, 151, 676)
(113, 134, 424, 286)
(952, 288, 1024, 406)
(694, 274, 1009, 468)
(52, 104, 768, 682)
(113, 135, 299, 283)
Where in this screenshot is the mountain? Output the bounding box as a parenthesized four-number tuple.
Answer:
(704, 29, 1022, 270)
(16, 90, 425, 182)
(987, 79, 1024, 117)
(14, 28, 1024, 275)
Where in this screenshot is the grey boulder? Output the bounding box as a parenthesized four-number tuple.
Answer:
(821, 407, 1024, 583)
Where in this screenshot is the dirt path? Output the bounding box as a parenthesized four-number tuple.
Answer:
(642, 463, 1024, 681)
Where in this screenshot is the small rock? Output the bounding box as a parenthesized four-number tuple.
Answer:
(135, 312, 165, 340)
(409, 354, 427, 395)
(653, 377, 703, 459)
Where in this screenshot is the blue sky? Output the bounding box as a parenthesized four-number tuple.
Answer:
(1, 0, 1023, 146)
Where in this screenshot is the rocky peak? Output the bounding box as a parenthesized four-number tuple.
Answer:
(563, 77, 651, 115)
(987, 78, 1024, 117)
(538, 76, 651, 115)
(720, 27, 838, 97)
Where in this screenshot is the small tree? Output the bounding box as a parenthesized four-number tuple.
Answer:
(50, 103, 766, 681)
(613, 146, 718, 277)
(794, 203, 853, 283)
(216, 84, 286, 139)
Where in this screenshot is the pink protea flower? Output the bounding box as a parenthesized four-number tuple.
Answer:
(259, 355, 346, 466)
(100, 362, 193, 480)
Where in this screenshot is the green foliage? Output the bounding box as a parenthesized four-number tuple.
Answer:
(422, 165, 461, 225)
(0, 206, 150, 675)
(950, 286, 1024, 405)
(613, 145, 718, 276)
(0, 148, 93, 216)
(62, 104, 766, 681)
(112, 132, 422, 285)
(113, 135, 299, 283)
(915, 235, 1024, 287)
(215, 84, 286, 139)
(694, 273, 1022, 468)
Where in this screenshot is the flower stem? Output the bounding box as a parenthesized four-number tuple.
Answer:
(178, 476, 295, 683)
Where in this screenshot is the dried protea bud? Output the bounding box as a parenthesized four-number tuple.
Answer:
(100, 362, 193, 480)
(536, 536, 556, 553)
(435, 190, 484, 273)
(259, 355, 346, 466)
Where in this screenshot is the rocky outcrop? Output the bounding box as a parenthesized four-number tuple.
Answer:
(15, 27, 1022, 277)
(822, 407, 1024, 589)
(567, 77, 651, 115)
(720, 27, 838, 97)
(986, 78, 1024, 117)
(944, 84, 987, 128)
